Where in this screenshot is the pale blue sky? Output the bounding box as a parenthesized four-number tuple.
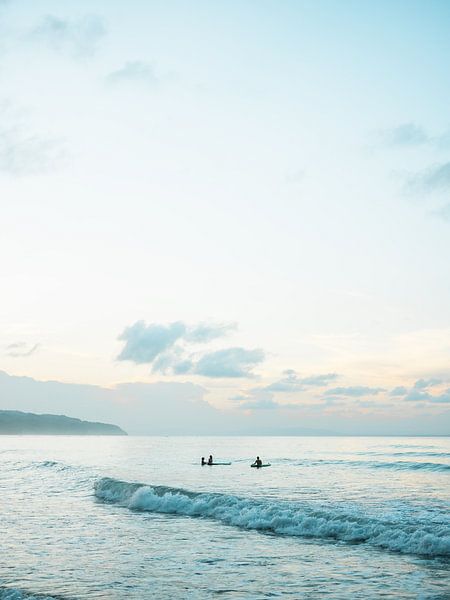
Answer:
(1, 0, 449, 433)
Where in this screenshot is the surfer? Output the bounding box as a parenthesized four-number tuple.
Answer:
(201, 457, 206, 465)
(252, 456, 262, 468)
(208, 455, 213, 465)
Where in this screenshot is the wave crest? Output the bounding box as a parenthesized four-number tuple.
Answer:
(94, 478, 450, 558)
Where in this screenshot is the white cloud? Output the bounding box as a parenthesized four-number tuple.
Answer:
(117, 320, 262, 378)
(433, 203, 450, 222)
(413, 378, 442, 390)
(378, 123, 450, 149)
(403, 386, 450, 404)
(404, 389, 433, 402)
(0, 101, 65, 176)
(5, 342, 40, 358)
(106, 61, 159, 87)
(232, 388, 294, 410)
(117, 321, 186, 364)
(390, 386, 408, 396)
(185, 321, 237, 343)
(193, 347, 265, 378)
(324, 386, 385, 397)
(234, 389, 279, 410)
(30, 14, 106, 58)
(381, 123, 429, 146)
(265, 369, 338, 392)
(429, 389, 450, 403)
(409, 162, 450, 194)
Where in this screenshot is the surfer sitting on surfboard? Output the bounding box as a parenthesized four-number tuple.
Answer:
(252, 456, 262, 467)
(208, 455, 213, 465)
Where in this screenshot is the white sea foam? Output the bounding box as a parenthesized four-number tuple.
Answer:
(95, 478, 450, 558)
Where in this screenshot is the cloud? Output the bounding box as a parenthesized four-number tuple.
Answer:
(387, 378, 450, 403)
(354, 400, 395, 409)
(403, 385, 450, 404)
(324, 386, 385, 397)
(409, 162, 450, 194)
(30, 14, 106, 58)
(233, 388, 298, 410)
(0, 128, 63, 175)
(0, 101, 65, 176)
(193, 347, 265, 378)
(232, 387, 341, 411)
(404, 389, 432, 402)
(117, 320, 262, 378)
(404, 388, 450, 403)
(117, 321, 186, 364)
(299, 373, 339, 386)
(237, 390, 279, 410)
(172, 359, 194, 375)
(377, 124, 450, 219)
(382, 123, 429, 147)
(185, 321, 237, 343)
(433, 203, 450, 222)
(390, 386, 408, 396)
(378, 123, 450, 149)
(428, 389, 450, 403)
(106, 61, 159, 87)
(117, 320, 236, 365)
(5, 342, 39, 358)
(413, 378, 442, 390)
(436, 131, 450, 150)
(266, 369, 338, 392)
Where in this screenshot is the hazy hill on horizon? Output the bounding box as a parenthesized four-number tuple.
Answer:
(0, 409, 127, 435)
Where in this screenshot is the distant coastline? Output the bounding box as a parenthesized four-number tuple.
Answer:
(0, 410, 127, 435)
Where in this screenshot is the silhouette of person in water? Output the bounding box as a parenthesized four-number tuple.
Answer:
(208, 455, 213, 465)
(252, 456, 262, 467)
(201, 457, 206, 465)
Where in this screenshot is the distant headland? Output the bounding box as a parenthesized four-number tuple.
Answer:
(0, 410, 127, 435)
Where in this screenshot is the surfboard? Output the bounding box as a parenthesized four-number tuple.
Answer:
(251, 463, 271, 468)
(203, 462, 232, 466)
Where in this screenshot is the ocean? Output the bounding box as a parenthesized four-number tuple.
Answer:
(0, 436, 449, 599)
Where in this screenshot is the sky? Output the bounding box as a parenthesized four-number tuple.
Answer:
(1, 0, 449, 434)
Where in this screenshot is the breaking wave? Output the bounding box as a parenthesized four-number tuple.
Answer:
(94, 478, 450, 558)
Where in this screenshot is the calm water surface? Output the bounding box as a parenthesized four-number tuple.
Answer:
(0, 436, 449, 599)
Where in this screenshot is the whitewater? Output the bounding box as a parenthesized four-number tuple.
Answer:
(0, 436, 449, 599)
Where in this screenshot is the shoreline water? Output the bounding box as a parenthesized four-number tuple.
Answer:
(1, 435, 449, 599)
